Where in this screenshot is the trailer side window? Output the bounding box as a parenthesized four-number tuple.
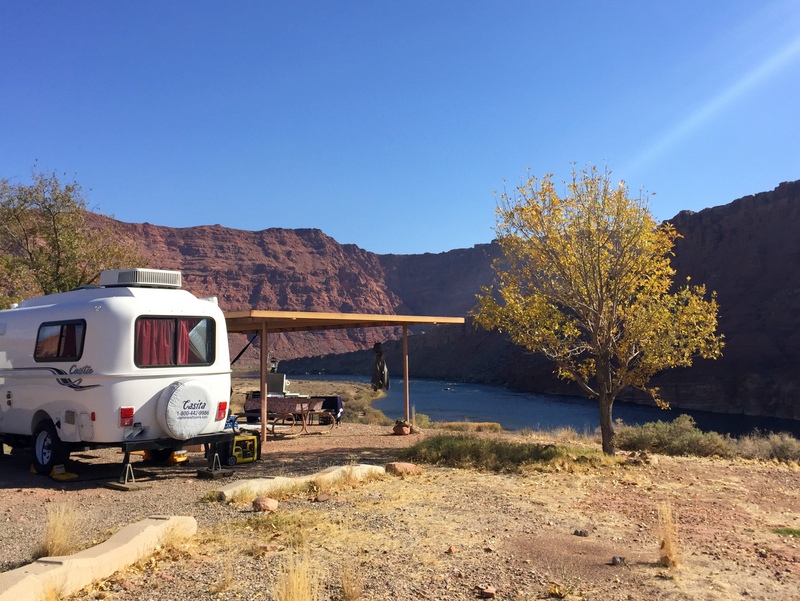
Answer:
(134, 317, 215, 367)
(34, 320, 86, 361)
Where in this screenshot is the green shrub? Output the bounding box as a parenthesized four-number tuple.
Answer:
(616, 414, 736, 458)
(736, 431, 800, 462)
(339, 389, 393, 425)
(617, 414, 800, 461)
(413, 412, 432, 428)
(400, 434, 606, 472)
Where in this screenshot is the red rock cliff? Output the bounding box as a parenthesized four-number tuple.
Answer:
(110, 179, 800, 420)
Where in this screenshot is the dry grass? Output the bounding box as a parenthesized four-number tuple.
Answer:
(736, 431, 800, 462)
(521, 425, 597, 445)
(658, 501, 681, 569)
(31, 441, 799, 601)
(159, 521, 194, 552)
(438, 421, 503, 433)
(339, 564, 364, 601)
(402, 434, 616, 473)
(209, 531, 235, 593)
(38, 580, 67, 601)
(36, 503, 82, 558)
(228, 484, 258, 504)
(243, 509, 320, 550)
(274, 554, 319, 601)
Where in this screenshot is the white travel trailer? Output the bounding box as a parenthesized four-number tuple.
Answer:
(0, 268, 232, 475)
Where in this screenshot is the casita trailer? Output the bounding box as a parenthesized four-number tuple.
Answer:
(0, 268, 232, 474)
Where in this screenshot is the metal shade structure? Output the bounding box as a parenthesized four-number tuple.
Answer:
(224, 310, 465, 442)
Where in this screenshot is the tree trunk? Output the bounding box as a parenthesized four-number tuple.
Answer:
(598, 393, 616, 455)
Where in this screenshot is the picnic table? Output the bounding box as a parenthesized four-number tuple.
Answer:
(243, 392, 343, 435)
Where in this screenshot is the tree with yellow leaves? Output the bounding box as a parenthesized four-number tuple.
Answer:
(473, 166, 723, 454)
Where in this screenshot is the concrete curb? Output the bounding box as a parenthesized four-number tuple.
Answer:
(0, 464, 386, 600)
(0, 515, 197, 601)
(214, 463, 386, 501)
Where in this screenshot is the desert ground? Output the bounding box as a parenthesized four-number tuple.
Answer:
(1, 379, 799, 600)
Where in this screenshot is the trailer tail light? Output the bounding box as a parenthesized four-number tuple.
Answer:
(91, 412, 96, 421)
(120, 406, 134, 428)
(216, 401, 228, 421)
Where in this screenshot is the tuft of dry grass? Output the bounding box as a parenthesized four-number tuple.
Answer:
(274, 554, 319, 601)
(37, 503, 82, 558)
(210, 531, 236, 593)
(228, 484, 258, 505)
(340, 564, 364, 601)
(658, 502, 681, 569)
(200, 489, 224, 503)
(38, 580, 67, 601)
(159, 522, 194, 553)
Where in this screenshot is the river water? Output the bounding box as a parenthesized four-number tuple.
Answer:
(297, 374, 800, 437)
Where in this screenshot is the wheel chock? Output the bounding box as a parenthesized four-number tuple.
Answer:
(50, 464, 78, 481)
(168, 450, 189, 464)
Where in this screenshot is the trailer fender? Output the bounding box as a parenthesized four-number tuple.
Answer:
(156, 380, 215, 440)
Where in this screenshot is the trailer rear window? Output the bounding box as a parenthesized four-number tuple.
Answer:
(134, 317, 215, 367)
(34, 320, 86, 361)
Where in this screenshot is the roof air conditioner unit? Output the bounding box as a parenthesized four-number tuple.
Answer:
(99, 269, 182, 289)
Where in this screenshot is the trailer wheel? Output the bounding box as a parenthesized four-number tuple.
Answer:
(32, 420, 68, 475)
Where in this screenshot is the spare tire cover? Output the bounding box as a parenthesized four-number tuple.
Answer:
(156, 380, 215, 440)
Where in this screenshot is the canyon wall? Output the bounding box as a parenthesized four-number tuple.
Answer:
(114, 180, 800, 419)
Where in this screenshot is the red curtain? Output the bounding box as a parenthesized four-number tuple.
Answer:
(135, 319, 176, 366)
(176, 319, 191, 364)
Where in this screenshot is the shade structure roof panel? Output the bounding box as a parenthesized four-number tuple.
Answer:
(224, 310, 464, 335)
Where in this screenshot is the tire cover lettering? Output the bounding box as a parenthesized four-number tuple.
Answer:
(157, 380, 214, 440)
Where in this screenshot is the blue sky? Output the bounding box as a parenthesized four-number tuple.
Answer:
(1, 1, 799, 255)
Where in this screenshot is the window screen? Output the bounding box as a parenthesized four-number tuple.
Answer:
(134, 317, 215, 367)
(34, 320, 86, 361)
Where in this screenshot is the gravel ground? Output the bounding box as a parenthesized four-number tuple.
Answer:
(0, 422, 412, 572)
(3, 418, 800, 600)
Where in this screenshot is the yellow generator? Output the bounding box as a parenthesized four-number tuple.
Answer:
(220, 431, 260, 466)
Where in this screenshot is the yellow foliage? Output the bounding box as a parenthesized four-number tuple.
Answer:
(473, 165, 723, 451)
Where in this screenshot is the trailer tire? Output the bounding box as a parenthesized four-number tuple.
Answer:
(32, 420, 69, 475)
(157, 380, 215, 440)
